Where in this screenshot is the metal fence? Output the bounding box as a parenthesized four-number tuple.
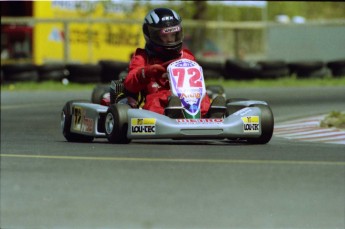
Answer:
(266, 20, 345, 62)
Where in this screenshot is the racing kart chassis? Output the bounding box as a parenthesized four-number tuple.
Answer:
(61, 59, 274, 144)
(61, 99, 274, 144)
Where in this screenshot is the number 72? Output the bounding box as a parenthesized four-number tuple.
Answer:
(171, 67, 203, 88)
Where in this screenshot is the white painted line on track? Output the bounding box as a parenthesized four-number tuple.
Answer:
(1, 154, 344, 166)
(299, 135, 345, 141)
(275, 121, 321, 128)
(288, 132, 345, 139)
(274, 115, 345, 145)
(1, 102, 62, 110)
(279, 129, 338, 137)
(274, 127, 318, 134)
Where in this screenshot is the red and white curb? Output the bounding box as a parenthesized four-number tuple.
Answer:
(274, 115, 345, 145)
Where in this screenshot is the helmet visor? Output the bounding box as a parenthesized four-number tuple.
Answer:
(148, 25, 183, 47)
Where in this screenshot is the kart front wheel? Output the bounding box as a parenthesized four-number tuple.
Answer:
(246, 104, 274, 144)
(105, 104, 131, 144)
(61, 100, 94, 142)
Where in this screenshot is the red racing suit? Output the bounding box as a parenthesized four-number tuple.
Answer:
(124, 48, 211, 117)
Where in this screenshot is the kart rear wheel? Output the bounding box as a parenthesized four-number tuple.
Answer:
(105, 104, 131, 144)
(91, 84, 110, 104)
(61, 100, 94, 142)
(246, 104, 274, 144)
(206, 85, 225, 100)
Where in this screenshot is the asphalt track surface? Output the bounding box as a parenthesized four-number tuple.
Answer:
(1, 86, 345, 229)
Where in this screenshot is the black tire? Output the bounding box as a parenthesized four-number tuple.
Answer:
(98, 60, 129, 83)
(1, 69, 3, 84)
(203, 69, 224, 79)
(288, 61, 324, 72)
(2, 63, 36, 74)
(198, 59, 225, 79)
(39, 70, 68, 82)
(37, 63, 68, 82)
(288, 61, 326, 78)
(256, 60, 287, 70)
(206, 85, 224, 94)
(327, 59, 345, 77)
(91, 84, 111, 104)
(224, 59, 260, 80)
(246, 104, 274, 144)
(61, 100, 94, 142)
(226, 98, 249, 116)
(259, 68, 290, 79)
(105, 104, 131, 144)
(256, 60, 290, 79)
(2, 63, 39, 82)
(206, 85, 225, 99)
(66, 64, 101, 83)
(330, 68, 345, 77)
(327, 59, 345, 69)
(4, 71, 39, 82)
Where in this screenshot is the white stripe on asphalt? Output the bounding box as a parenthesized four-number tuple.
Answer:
(287, 132, 345, 139)
(276, 129, 337, 137)
(274, 114, 345, 145)
(274, 121, 320, 128)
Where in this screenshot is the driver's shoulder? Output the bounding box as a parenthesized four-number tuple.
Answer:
(181, 49, 196, 60)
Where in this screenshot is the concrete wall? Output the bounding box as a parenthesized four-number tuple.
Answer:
(266, 23, 345, 62)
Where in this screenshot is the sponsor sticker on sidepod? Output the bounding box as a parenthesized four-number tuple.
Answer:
(241, 116, 260, 132)
(81, 117, 93, 133)
(72, 106, 94, 133)
(176, 119, 223, 124)
(131, 118, 156, 135)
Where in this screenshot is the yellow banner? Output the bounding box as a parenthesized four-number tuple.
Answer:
(33, 1, 145, 64)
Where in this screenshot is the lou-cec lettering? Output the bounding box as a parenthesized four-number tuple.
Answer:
(131, 118, 156, 135)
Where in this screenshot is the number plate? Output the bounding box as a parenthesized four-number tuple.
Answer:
(167, 59, 206, 115)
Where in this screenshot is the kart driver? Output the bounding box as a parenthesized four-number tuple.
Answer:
(123, 8, 212, 118)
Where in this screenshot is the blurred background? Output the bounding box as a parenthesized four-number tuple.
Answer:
(1, 0, 345, 83)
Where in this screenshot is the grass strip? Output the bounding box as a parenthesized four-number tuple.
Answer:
(320, 111, 345, 129)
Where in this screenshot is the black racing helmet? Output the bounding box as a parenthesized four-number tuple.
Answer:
(143, 8, 184, 59)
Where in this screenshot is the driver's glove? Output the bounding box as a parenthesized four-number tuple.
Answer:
(139, 64, 166, 83)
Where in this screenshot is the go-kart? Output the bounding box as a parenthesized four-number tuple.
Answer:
(61, 59, 274, 144)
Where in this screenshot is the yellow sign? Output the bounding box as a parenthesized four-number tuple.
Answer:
(241, 116, 260, 132)
(131, 118, 156, 135)
(241, 116, 259, 124)
(131, 118, 156, 126)
(33, 1, 145, 64)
